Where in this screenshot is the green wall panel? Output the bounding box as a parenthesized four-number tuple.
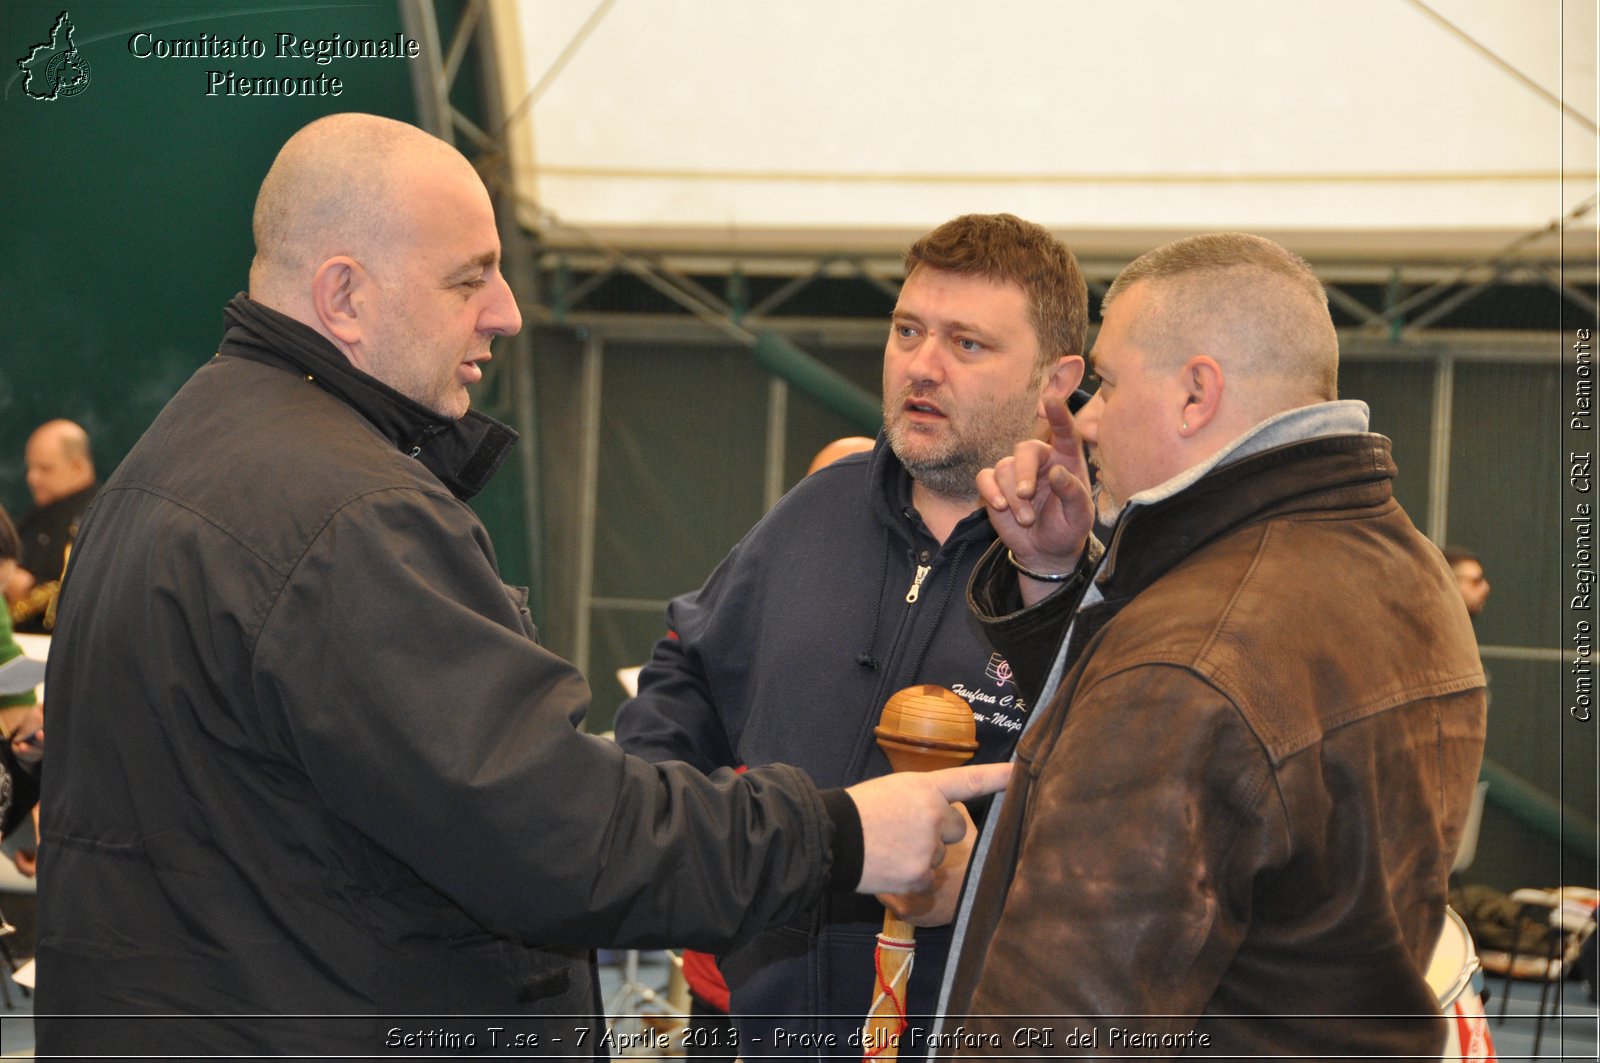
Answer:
(1337, 359, 1435, 522)
(1, 1, 428, 527)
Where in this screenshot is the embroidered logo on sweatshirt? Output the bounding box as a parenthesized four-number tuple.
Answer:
(950, 653, 1028, 733)
(984, 652, 1013, 688)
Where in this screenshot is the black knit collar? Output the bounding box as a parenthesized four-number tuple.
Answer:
(219, 294, 517, 501)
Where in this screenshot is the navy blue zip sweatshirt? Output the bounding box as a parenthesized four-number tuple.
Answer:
(615, 435, 1027, 1061)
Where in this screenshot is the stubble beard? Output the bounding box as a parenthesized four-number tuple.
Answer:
(370, 337, 478, 421)
(1088, 451, 1126, 525)
(886, 386, 1041, 503)
(1091, 483, 1124, 526)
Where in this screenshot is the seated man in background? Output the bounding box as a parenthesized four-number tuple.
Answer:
(616, 213, 1088, 1059)
(939, 232, 1488, 1060)
(5, 419, 97, 633)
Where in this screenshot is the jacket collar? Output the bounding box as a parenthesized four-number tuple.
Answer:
(35, 482, 98, 517)
(866, 432, 993, 547)
(1123, 400, 1370, 513)
(219, 294, 517, 502)
(1096, 432, 1397, 601)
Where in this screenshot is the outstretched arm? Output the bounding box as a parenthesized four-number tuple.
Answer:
(847, 762, 1008, 896)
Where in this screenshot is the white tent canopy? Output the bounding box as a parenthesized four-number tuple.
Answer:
(489, 0, 1597, 264)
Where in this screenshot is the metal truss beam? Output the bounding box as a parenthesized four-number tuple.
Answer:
(524, 192, 1598, 337)
(396, 0, 1594, 631)
(399, 0, 547, 621)
(535, 243, 1594, 339)
(546, 312, 1562, 366)
(398, 0, 487, 147)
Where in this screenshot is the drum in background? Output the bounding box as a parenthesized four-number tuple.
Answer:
(1427, 906, 1497, 1062)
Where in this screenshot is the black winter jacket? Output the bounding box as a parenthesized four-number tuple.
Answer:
(37, 296, 854, 1057)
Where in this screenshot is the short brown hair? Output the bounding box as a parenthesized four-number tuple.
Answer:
(905, 213, 1088, 373)
(1102, 232, 1339, 404)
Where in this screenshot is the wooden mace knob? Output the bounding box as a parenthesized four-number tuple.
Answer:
(873, 684, 978, 774)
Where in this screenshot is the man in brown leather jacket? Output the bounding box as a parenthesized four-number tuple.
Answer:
(930, 233, 1486, 1060)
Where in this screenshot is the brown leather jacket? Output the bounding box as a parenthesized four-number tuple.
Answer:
(945, 433, 1486, 1061)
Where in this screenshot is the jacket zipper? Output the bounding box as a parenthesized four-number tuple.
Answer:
(852, 554, 939, 779)
(904, 564, 932, 603)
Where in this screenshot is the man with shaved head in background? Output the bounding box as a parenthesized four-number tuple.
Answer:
(935, 233, 1487, 1058)
(4, 418, 97, 633)
(35, 113, 1006, 1057)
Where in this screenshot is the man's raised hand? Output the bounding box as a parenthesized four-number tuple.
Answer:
(976, 396, 1094, 595)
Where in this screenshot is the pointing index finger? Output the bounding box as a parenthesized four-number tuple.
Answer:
(929, 761, 1012, 803)
(1045, 394, 1081, 458)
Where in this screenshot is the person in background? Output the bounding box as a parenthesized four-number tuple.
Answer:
(806, 435, 876, 475)
(4, 419, 98, 633)
(0, 505, 41, 733)
(1444, 545, 1491, 618)
(0, 504, 42, 866)
(615, 213, 1089, 1060)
